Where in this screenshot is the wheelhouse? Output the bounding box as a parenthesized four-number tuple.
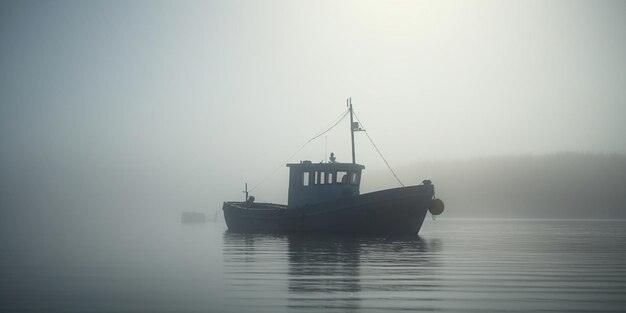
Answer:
(286, 161, 365, 208)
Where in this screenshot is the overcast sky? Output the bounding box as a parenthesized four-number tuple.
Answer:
(1, 0, 625, 203)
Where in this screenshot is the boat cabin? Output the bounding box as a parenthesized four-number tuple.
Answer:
(286, 161, 365, 208)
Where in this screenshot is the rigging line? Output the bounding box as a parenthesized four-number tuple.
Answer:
(352, 110, 405, 187)
(309, 109, 349, 141)
(248, 109, 349, 193)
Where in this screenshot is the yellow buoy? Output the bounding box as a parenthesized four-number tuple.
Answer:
(429, 198, 445, 216)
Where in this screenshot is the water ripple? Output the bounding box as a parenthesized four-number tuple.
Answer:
(221, 220, 626, 313)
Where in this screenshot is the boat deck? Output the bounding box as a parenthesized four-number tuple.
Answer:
(226, 202, 288, 211)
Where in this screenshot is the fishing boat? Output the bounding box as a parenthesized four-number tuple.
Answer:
(223, 99, 444, 234)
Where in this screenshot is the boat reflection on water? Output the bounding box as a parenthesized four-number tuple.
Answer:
(286, 234, 363, 312)
(222, 232, 442, 313)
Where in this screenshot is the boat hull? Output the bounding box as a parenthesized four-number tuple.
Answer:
(223, 185, 434, 234)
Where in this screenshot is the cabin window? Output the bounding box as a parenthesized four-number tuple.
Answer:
(327, 172, 333, 185)
(314, 171, 325, 185)
(302, 171, 310, 186)
(350, 172, 359, 185)
(319, 171, 326, 185)
(337, 171, 348, 184)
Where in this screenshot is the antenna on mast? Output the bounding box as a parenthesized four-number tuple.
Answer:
(348, 97, 356, 164)
(348, 97, 364, 165)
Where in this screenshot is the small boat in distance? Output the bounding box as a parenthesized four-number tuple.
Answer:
(223, 99, 444, 234)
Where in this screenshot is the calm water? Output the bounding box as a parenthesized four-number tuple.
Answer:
(2, 215, 626, 312)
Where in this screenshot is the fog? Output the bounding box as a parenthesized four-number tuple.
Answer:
(1, 1, 626, 245)
(1, 1, 625, 311)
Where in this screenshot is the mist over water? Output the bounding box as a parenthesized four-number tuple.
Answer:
(3, 218, 626, 312)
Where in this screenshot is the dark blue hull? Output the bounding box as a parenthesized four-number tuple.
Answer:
(223, 185, 434, 234)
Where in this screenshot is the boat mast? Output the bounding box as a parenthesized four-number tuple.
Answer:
(348, 97, 356, 164)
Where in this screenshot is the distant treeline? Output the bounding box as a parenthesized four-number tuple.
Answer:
(3, 150, 624, 220)
(365, 153, 626, 219)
